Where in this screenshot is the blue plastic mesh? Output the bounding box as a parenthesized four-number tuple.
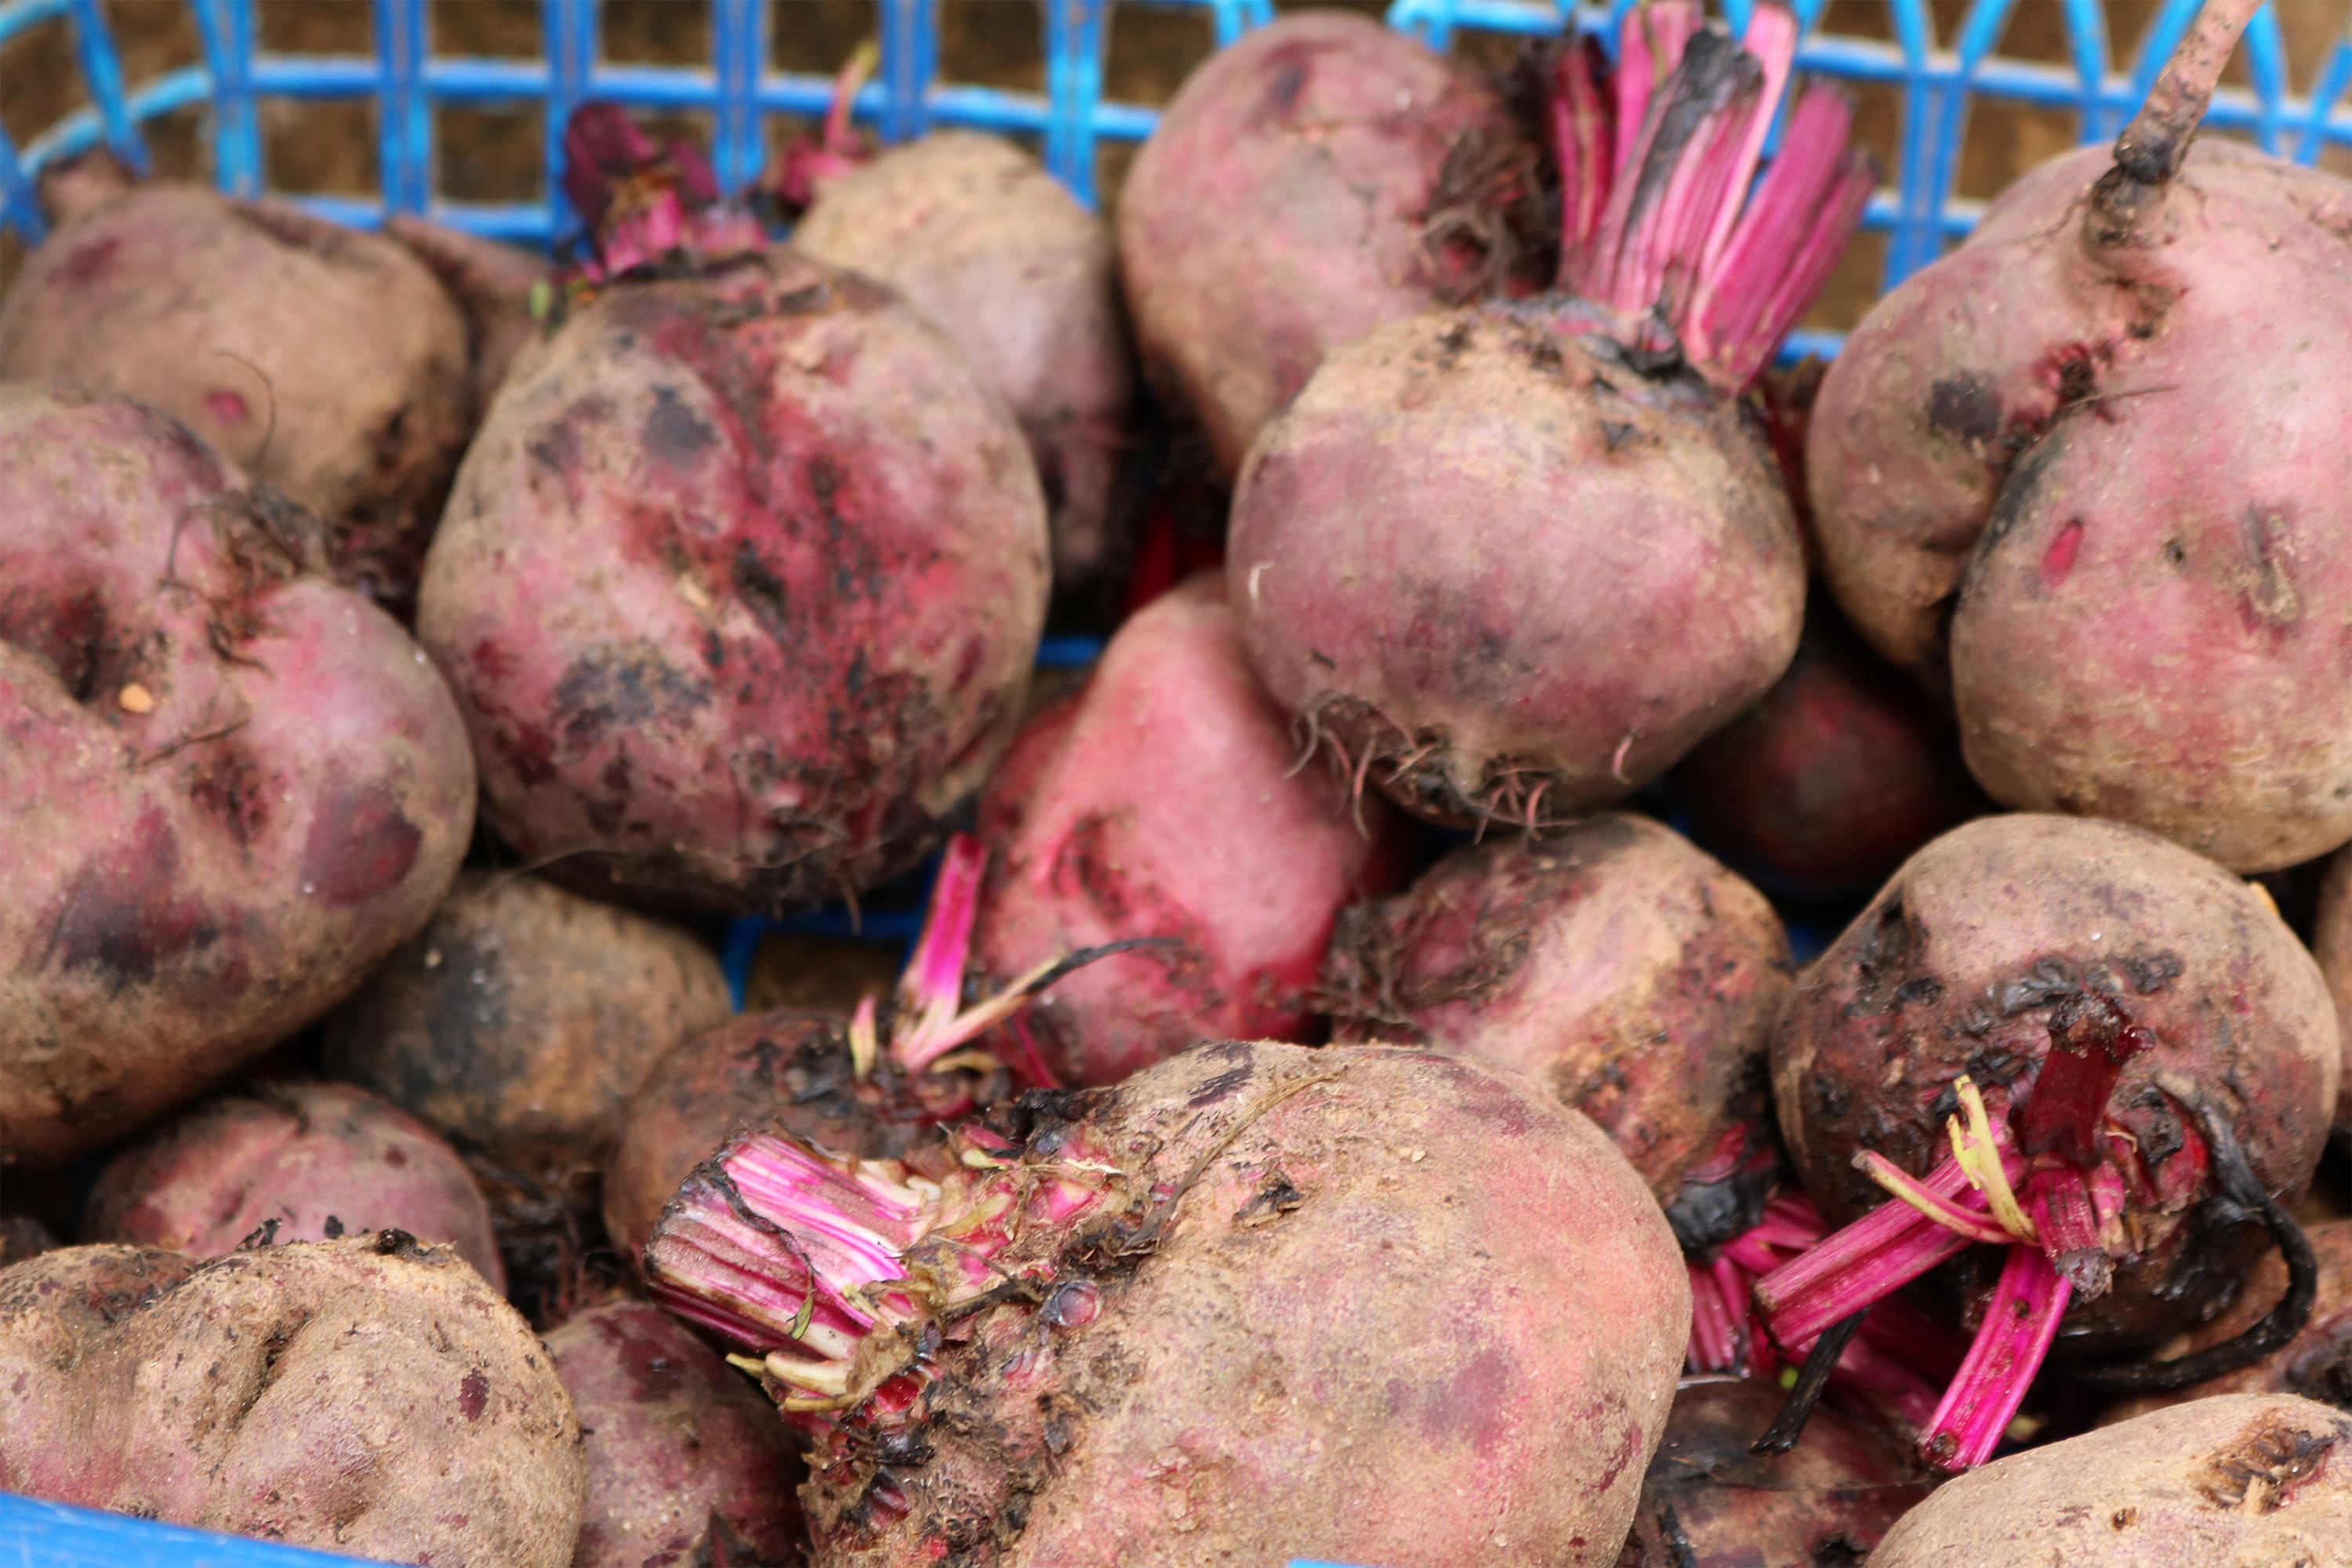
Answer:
(0, 5, 2343, 1566)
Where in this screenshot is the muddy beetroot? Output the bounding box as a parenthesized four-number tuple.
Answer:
(1672, 608, 1984, 901)
(782, 86, 1134, 593)
(1807, 0, 2352, 870)
(1116, 9, 1540, 481)
(1755, 813, 2337, 1472)
(0, 387, 476, 1171)
(0, 156, 474, 611)
(1226, 5, 1871, 826)
(547, 1299, 808, 1568)
(1613, 1376, 1930, 1567)
(646, 1040, 1689, 1568)
(82, 1081, 506, 1290)
(973, 575, 1406, 1087)
(1320, 814, 1788, 1251)
(418, 108, 1048, 916)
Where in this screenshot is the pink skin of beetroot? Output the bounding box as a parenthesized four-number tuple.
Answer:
(1542, 2, 1876, 394)
(1751, 996, 2156, 1472)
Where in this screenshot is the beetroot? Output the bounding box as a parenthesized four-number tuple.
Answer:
(81, 1080, 506, 1290)
(1753, 813, 2338, 1472)
(0, 156, 474, 610)
(1225, 6, 1871, 826)
(321, 869, 731, 1313)
(1320, 813, 1788, 1251)
(1613, 1377, 1930, 1567)
(971, 575, 1406, 1087)
(1672, 607, 1985, 900)
(647, 1039, 1690, 1567)
(1806, 0, 2352, 871)
(2308, 847, 2352, 1134)
(1867, 1393, 2352, 1566)
(784, 107, 1134, 592)
(546, 1300, 808, 1567)
(417, 110, 1048, 916)
(0, 386, 476, 1171)
(1116, 9, 1539, 481)
(383, 215, 550, 410)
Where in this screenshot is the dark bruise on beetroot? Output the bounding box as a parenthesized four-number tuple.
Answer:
(0, 155, 474, 612)
(1806, 0, 2352, 872)
(82, 1080, 507, 1290)
(1225, 6, 1872, 829)
(1116, 9, 1541, 482)
(1613, 1377, 1930, 1568)
(546, 1299, 808, 1568)
(1321, 813, 1791, 1254)
(0, 386, 476, 1171)
(1672, 607, 1985, 902)
(973, 575, 1408, 1087)
(646, 1040, 1690, 1568)
(419, 239, 1050, 918)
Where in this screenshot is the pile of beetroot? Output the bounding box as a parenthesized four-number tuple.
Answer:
(7, 1, 2352, 1564)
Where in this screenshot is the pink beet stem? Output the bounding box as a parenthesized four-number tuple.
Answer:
(2020, 998, 2152, 1169)
(1708, 144, 1873, 389)
(1857, 1149, 2019, 1247)
(1688, 1260, 1741, 1372)
(1754, 1143, 2021, 1351)
(823, 40, 878, 158)
(1918, 1244, 2072, 1472)
(1825, 1329, 1945, 1432)
(1697, 2, 1796, 281)
(1857, 1290, 1970, 1384)
(560, 103, 658, 229)
(2110, 0, 2263, 189)
(891, 833, 988, 1068)
(1645, 82, 1764, 323)
(1549, 39, 1617, 285)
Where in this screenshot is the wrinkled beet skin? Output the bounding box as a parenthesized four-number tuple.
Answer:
(1673, 609, 1984, 902)
(419, 248, 1048, 917)
(1773, 813, 2339, 1354)
(322, 868, 731, 1291)
(605, 1011, 960, 1266)
(792, 130, 1134, 590)
(1614, 1377, 1929, 1568)
(1871, 1393, 2352, 1566)
(0, 169, 473, 608)
(2309, 848, 2352, 1134)
(2103, 1218, 2352, 1424)
(1229, 303, 1805, 827)
(0, 387, 477, 1171)
(975, 575, 1406, 1086)
(0, 1235, 586, 1568)
(82, 1081, 506, 1290)
(1322, 815, 1790, 1242)
(801, 1041, 1689, 1568)
(1809, 140, 2352, 872)
(1118, 11, 1526, 481)
(547, 1300, 808, 1568)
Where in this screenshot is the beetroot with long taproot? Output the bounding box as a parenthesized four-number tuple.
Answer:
(1320, 813, 1788, 1253)
(0, 155, 474, 610)
(1807, 0, 2352, 872)
(646, 1040, 1690, 1568)
(1227, 5, 1871, 827)
(1868, 1393, 2352, 1566)
(1671, 608, 1984, 902)
(785, 114, 1134, 593)
(0, 1233, 586, 1568)
(82, 1080, 506, 1290)
(1613, 1376, 1931, 1568)
(973, 575, 1406, 1087)
(418, 110, 1048, 916)
(322, 869, 730, 1311)
(1116, 9, 1540, 482)
(546, 1300, 808, 1568)
(1755, 813, 2337, 1473)
(0, 386, 476, 1172)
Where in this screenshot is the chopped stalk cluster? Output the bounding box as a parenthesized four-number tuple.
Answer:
(555, 103, 768, 285)
(1540, 1, 1875, 390)
(1751, 994, 2160, 1471)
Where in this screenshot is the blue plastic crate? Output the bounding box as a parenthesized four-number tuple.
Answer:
(2, 2, 2348, 1565)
